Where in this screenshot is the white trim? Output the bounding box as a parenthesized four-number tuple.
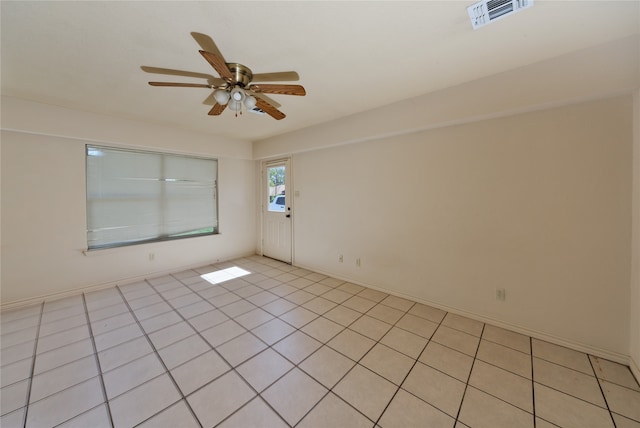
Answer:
(253, 90, 636, 161)
(261, 157, 293, 264)
(630, 356, 640, 386)
(631, 89, 640, 386)
(81, 232, 221, 257)
(2, 253, 634, 368)
(293, 261, 632, 365)
(0, 252, 255, 312)
(0, 127, 251, 161)
(290, 156, 296, 266)
(263, 157, 291, 166)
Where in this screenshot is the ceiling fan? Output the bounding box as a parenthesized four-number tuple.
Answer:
(144, 32, 306, 120)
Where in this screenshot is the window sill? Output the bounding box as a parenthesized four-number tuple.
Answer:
(82, 233, 220, 257)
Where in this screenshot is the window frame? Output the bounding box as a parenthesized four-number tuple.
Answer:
(85, 145, 219, 250)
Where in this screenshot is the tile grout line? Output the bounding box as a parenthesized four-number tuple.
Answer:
(446, 339, 532, 383)
(587, 353, 618, 428)
(528, 346, 637, 412)
(143, 276, 292, 428)
(20, 301, 44, 428)
(391, 319, 488, 418)
(439, 331, 550, 425)
(21, 274, 296, 387)
(453, 323, 486, 425)
(10, 257, 635, 427)
(81, 293, 115, 428)
(530, 336, 536, 428)
(372, 302, 446, 427)
(282, 290, 449, 425)
(534, 352, 609, 379)
(195, 268, 332, 428)
(13, 266, 284, 423)
(301, 297, 438, 424)
(209, 266, 397, 426)
(531, 380, 619, 414)
(114, 284, 204, 428)
(5, 281, 424, 379)
(248, 284, 379, 425)
(436, 347, 537, 418)
(452, 331, 539, 422)
(25, 267, 441, 423)
(280, 298, 386, 426)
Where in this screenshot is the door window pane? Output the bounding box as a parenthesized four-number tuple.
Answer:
(267, 165, 286, 212)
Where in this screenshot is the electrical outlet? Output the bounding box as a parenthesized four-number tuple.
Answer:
(149, 252, 155, 262)
(356, 258, 361, 267)
(495, 288, 506, 301)
(339, 254, 343, 263)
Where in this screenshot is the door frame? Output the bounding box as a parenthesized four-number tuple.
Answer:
(260, 157, 294, 264)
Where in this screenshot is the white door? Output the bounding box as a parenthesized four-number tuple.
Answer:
(263, 159, 292, 263)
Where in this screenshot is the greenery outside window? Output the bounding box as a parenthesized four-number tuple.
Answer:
(86, 145, 218, 250)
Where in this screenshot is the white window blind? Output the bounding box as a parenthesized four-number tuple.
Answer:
(86, 146, 218, 250)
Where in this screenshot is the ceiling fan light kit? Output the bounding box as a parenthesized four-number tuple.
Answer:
(213, 88, 230, 105)
(230, 87, 244, 102)
(227, 100, 242, 112)
(244, 94, 258, 109)
(144, 33, 306, 120)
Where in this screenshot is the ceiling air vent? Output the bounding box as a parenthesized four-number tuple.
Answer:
(248, 107, 266, 115)
(468, 0, 533, 29)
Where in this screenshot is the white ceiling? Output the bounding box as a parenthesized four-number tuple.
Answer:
(1, 1, 638, 142)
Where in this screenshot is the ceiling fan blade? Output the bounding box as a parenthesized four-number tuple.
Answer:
(202, 91, 217, 106)
(252, 71, 300, 82)
(191, 32, 223, 58)
(199, 50, 233, 81)
(141, 66, 218, 82)
(249, 84, 306, 96)
(253, 92, 282, 108)
(256, 98, 286, 120)
(149, 82, 212, 88)
(208, 103, 227, 116)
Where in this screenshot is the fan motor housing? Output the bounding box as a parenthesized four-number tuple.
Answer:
(227, 63, 253, 87)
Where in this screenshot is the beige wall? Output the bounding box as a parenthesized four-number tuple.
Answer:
(287, 96, 632, 360)
(254, 36, 639, 160)
(631, 89, 640, 381)
(1, 37, 637, 368)
(252, 35, 639, 363)
(1, 98, 256, 305)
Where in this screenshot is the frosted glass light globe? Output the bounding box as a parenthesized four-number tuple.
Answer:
(213, 89, 230, 105)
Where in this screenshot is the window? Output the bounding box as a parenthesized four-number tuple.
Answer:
(268, 195, 286, 212)
(267, 165, 286, 212)
(86, 145, 218, 250)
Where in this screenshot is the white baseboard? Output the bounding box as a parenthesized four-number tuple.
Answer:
(294, 262, 631, 366)
(630, 356, 640, 385)
(3, 255, 634, 370)
(0, 252, 255, 311)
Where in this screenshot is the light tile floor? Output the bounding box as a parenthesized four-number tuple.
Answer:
(2, 255, 639, 427)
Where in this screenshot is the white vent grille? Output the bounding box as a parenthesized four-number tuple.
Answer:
(468, 0, 533, 29)
(248, 107, 266, 115)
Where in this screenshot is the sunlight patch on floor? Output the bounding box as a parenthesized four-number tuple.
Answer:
(201, 266, 251, 285)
